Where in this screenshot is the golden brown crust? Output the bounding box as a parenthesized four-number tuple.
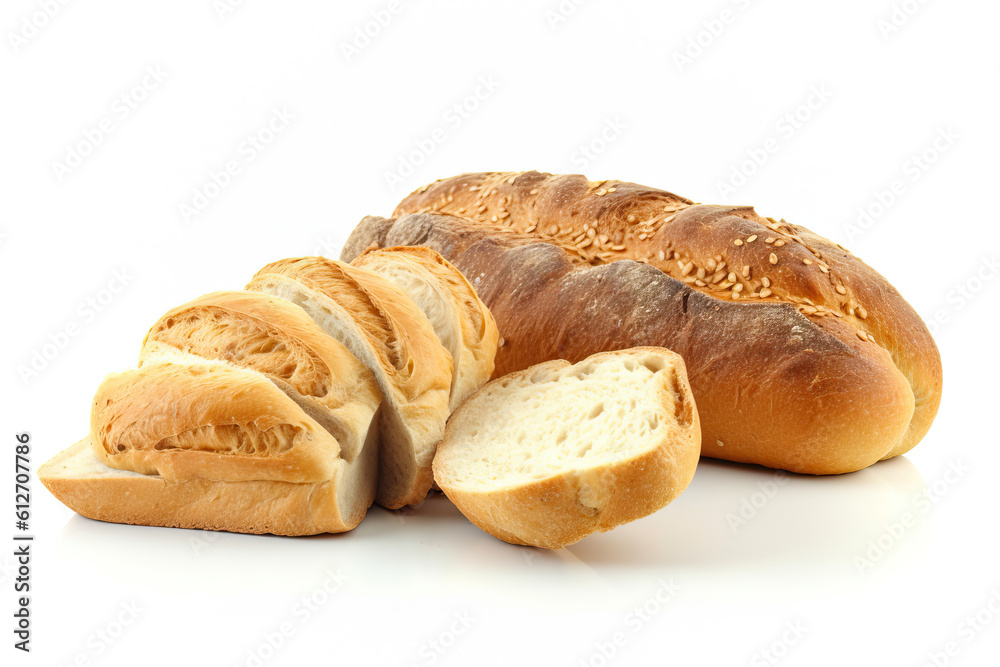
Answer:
(248, 257, 452, 508)
(392, 171, 941, 465)
(90, 355, 339, 483)
(140, 291, 381, 462)
(350, 246, 498, 411)
(39, 439, 373, 536)
(432, 349, 701, 549)
(342, 212, 920, 475)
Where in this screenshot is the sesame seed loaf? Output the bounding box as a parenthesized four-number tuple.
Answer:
(341, 203, 937, 475)
(391, 171, 941, 467)
(433, 348, 701, 549)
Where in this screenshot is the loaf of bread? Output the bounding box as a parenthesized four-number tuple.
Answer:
(42, 346, 379, 534)
(433, 348, 700, 549)
(351, 246, 499, 411)
(342, 190, 941, 475)
(247, 256, 454, 509)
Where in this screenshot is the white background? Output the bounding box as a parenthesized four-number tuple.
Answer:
(2, 1, 998, 666)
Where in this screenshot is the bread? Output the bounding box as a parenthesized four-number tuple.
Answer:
(341, 208, 932, 475)
(391, 171, 942, 467)
(433, 348, 701, 549)
(247, 257, 453, 509)
(350, 246, 499, 411)
(39, 429, 377, 535)
(140, 290, 382, 462)
(42, 347, 379, 534)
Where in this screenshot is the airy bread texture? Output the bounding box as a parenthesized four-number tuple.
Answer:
(140, 290, 381, 462)
(433, 348, 701, 549)
(341, 209, 927, 475)
(392, 171, 942, 464)
(247, 257, 453, 509)
(351, 246, 498, 411)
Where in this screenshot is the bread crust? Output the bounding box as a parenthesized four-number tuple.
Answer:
(140, 290, 381, 462)
(343, 212, 918, 475)
(393, 172, 941, 463)
(40, 436, 377, 535)
(90, 356, 341, 483)
(248, 257, 452, 508)
(351, 246, 498, 411)
(432, 349, 701, 549)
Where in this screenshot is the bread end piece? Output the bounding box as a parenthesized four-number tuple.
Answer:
(433, 348, 701, 549)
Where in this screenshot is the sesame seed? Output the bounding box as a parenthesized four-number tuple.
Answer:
(498, 211, 510, 219)
(742, 265, 750, 278)
(731, 291, 741, 299)
(857, 306, 868, 319)
(658, 250, 666, 261)
(612, 245, 627, 251)
(857, 330, 867, 341)
(712, 271, 725, 284)
(695, 279, 706, 287)
(706, 258, 717, 271)
(765, 237, 776, 244)
(747, 235, 758, 242)
(762, 277, 771, 288)
(803, 259, 813, 265)
(529, 189, 539, 195)
(835, 285, 847, 295)
(769, 253, 778, 265)
(596, 189, 607, 196)
(469, 186, 481, 191)
(607, 187, 617, 192)
(638, 233, 648, 240)
(627, 214, 636, 222)
(498, 337, 506, 347)
(696, 267, 706, 280)
(714, 255, 723, 262)
(673, 251, 682, 260)
(819, 265, 830, 274)
(802, 305, 817, 314)
(491, 215, 499, 222)
(733, 283, 744, 293)
(719, 281, 733, 289)
(868, 333, 876, 342)
(759, 288, 772, 298)
(547, 225, 558, 235)
(774, 240, 786, 247)
(599, 234, 609, 244)
(681, 262, 694, 276)
(578, 238, 593, 249)
(727, 272, 737, 282)
(733, 239, 744, 246)
(587, 228, 597, 239)
(717, 440, 724, 447)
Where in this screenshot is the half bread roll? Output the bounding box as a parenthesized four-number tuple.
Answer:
(433, 348, 701, 549)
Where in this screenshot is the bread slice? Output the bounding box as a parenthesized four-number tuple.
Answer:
(433, 348, 701, 549)
(247, 257, 453, 509)
(140, 290, 382, 463)
(351, 246, 498, 412)
(41, 349, 379, 534)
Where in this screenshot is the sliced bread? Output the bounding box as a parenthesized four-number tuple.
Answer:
(351, 246, 498, 411)
(432, 348, 701, 549)
(247, 257, 453, 509)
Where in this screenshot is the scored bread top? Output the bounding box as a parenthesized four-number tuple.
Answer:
(91, 349, 340, 484)
(351, 246, 498, 411)
(393, 171, 942, 460)
(140, 290, 382, 461)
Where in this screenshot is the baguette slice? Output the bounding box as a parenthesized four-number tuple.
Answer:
(140, 290, 382, 462)
(351, 246, 498, 411)
(433, 348, 701, 549)
(41, 350, 378, 534)
(247, 257, 452, 509)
